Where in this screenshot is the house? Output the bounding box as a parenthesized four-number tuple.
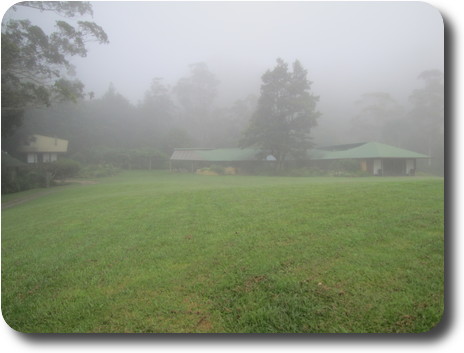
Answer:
(170, 142, 428, 176)
(308, 142, 429, 176)
(17, 134, 69, 164)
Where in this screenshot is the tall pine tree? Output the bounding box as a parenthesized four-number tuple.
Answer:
(241, 59, 320, 168)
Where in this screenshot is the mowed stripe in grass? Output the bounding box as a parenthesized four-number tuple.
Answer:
(1, 171, 444, 332)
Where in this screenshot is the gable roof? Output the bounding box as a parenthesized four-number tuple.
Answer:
(18, 134, 68, 153)
(170, 142, 428, 163)
(309, 142, 429, 160)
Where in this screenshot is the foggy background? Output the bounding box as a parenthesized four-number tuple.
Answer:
(2, 1, 444, 171)
(71, 1, 442, 106)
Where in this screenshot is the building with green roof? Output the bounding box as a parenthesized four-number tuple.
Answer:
(169, 148, 275, 173)
(169, 142, 428, 176)
(309, 142, 429, 176)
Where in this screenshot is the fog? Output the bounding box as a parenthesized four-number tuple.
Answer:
(77, 2, 442, 104)
(5, 2, 442, 101)
(2, 1, 444, 171)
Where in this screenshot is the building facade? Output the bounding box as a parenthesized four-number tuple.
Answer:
(18, 135, 69, 163)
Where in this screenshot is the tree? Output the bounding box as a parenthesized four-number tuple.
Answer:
(350, 92, 405, 144)
(138, 78, 176, 147)
(208, 95, 258, 148)
(1, 1, 109, 137)
(241, 59, 320, 168)
(408, 69, 444, 173)
(173, 62, 219, 144)
(87, 83, 137, 149)
(160, 127, 194, 155)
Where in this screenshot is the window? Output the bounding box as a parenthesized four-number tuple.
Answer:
(27, 153, 38, 163)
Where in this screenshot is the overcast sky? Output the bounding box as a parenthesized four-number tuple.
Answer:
(3, 1, 443, 118)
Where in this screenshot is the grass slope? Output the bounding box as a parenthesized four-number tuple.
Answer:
(1, 171, 444, 333)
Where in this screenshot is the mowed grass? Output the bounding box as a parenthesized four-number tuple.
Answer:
(1, 171, 444, 333)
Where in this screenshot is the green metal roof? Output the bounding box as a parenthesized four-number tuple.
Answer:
(170, 148, 262, 161)
(310, 142, 429, 160)
(170, 142, 428, 162)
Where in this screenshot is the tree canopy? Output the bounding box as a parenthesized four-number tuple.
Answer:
(351, 92, 405, 143)
(241, 58, 320, 167)
(349, 69, 444, 174)
(408, 69, 444, 172)
(173, 62, 219, 145)
(1, 1, 108, 137)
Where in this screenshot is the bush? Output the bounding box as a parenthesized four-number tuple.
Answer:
(78, 164, 120, 178)
(49, 158, 81, 180)
(2, 167, 49, 194)
(71, 148, 168, 170)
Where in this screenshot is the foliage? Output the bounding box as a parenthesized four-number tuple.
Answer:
(2, 171, 444, 332)
(241, 59, 320, 168)
(209, 95, 258, 148)
(47, 158, 81, 180)
(71, 147, 167, 170)
(78, 164, 120, 178)
(160, 127, 195, 155)
(2, 166, 40, 194)
(174, 62, 219, 116)
(408, 70, 444, 174)
(350, 92, 405, 143)
(1, 1, 108, 137)
(1, 158, 80, 194)
(138, 78, 177, 146)
(174, 62, 220, 144)
(351, 69, 444, 176)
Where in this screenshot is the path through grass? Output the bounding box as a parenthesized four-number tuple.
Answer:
(1, 171, 444, 332)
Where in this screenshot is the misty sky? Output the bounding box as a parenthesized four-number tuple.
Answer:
(3, 1, 443, 121)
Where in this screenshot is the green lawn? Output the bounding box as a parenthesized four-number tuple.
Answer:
(1, 171, 444, 333)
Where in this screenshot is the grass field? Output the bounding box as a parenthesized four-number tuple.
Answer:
(1, 171, 444, 333)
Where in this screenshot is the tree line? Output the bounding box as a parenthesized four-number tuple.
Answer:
(348, 69, 444, 174)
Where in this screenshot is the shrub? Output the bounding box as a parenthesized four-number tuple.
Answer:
(49, 158, 81, 180)
(2, 167, 47, 194)
(78, 164, 120, 178)
(71, 148, 168, 170)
